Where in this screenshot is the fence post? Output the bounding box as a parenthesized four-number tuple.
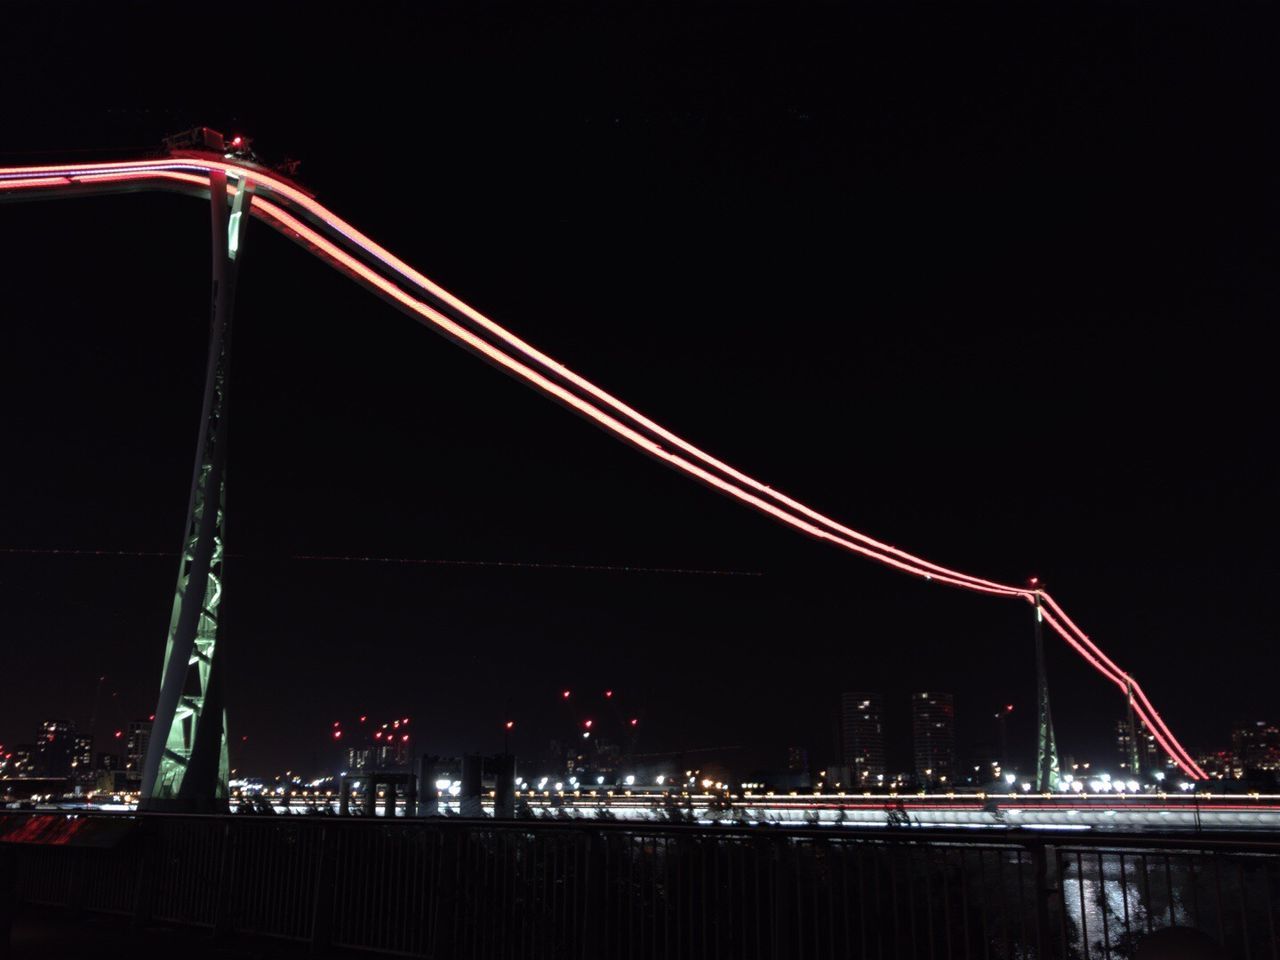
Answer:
(580, 829, 606, 959)
(211, 818, 234, 943)
(309, 824, 339, 955)
(1032, 840, 1060, 957)
(0, 845, 15, 960)
(131, 818, 159, 930)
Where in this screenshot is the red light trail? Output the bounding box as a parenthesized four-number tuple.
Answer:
(0, 156, 1206, 779)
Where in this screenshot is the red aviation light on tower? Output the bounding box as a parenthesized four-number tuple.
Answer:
(562, 690, 571, 700)
(505, 721, 515, 731)
(401, 734, 409, 743)
(114, 730, 123, 739)
(359, 715, 367, 723)
(629, 718, 639, 727)
(584, 719, 593, 729)
(604, 690, 614, 699)
(333, 730, 342, 740)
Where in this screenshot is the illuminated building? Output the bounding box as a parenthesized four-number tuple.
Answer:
(35, 720, 76, 778)
(126, 719, 152, 786)
(1233, 721, 1280, 776)
(3, 745, 35, 776)
(71, 734, 94, 783)
(839, 692, 885, 785)
(911, 692, 955, 786)
(1116, 718, 1160, 773)
(1195, 750, 1234, 781)
(786, 746, 809, 774)
(347, 719, 412, 772)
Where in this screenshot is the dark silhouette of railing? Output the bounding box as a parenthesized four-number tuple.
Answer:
(3, 811, 1277, 958)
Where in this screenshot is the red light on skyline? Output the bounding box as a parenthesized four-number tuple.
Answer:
(333, 721, 340, 727)
(375, 731, 383, 739)
(333, 731, 342, 740)
(1006, 704, 1014, 712)
(562, 690, 571, 699)
(359, 715, 367, 723)
(629, 718, 638, 727)
(401, 734, 409, 743)
(505, 721, 514, 730)
(113, 730, 122, 739)
(604, 690, 613, 698)
(230, 135, 243, 147)
(584, 719, 593, 729)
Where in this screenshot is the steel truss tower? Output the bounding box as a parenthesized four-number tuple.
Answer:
(139, 170, 252, 811)
(1033, 594, 1061, 792)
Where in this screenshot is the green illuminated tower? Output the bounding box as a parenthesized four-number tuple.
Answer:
(139, 170, 252, 810)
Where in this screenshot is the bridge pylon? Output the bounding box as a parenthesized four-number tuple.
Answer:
(139, 168, 252, 811)
(1033, 592, 1061, 792)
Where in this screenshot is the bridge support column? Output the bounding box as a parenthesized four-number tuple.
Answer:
(140, 170, 253, 811)
(493, 754, 516, 819)
(338, 775, 352, 816)
(1033, 593, 1061, 793)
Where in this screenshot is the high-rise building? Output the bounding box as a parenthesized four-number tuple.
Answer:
(35, 720, 76, 778)
(5, 745, 35, 776)
(786, 746, 809, 774)
(346, 745, 374, 772)
(840, 693, 885, 786)
(125, 719, 152, 785)
(1116, 718, 1162, 773)
(911, 692, 955, 786)
(1232, 721, 1280, 776)
(71, 734, 95, 783)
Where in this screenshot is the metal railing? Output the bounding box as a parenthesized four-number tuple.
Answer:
(3, 811, 1277, 958)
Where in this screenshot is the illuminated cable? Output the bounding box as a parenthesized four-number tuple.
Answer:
(0, 159, 1206, 779)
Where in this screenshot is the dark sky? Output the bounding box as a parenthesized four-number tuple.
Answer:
(1, 2, 1275, 778)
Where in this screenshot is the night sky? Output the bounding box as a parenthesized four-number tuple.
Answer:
(1, 2, 1275, 778)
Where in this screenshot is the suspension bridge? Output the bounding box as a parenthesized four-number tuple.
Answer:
(0, 129, 1205, 814)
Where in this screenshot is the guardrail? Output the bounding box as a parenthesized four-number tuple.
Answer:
(2, 811, 1276, 958)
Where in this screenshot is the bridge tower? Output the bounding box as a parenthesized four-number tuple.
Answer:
(139, 169, 252, 811)
(1033, 593, 1061, 792)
